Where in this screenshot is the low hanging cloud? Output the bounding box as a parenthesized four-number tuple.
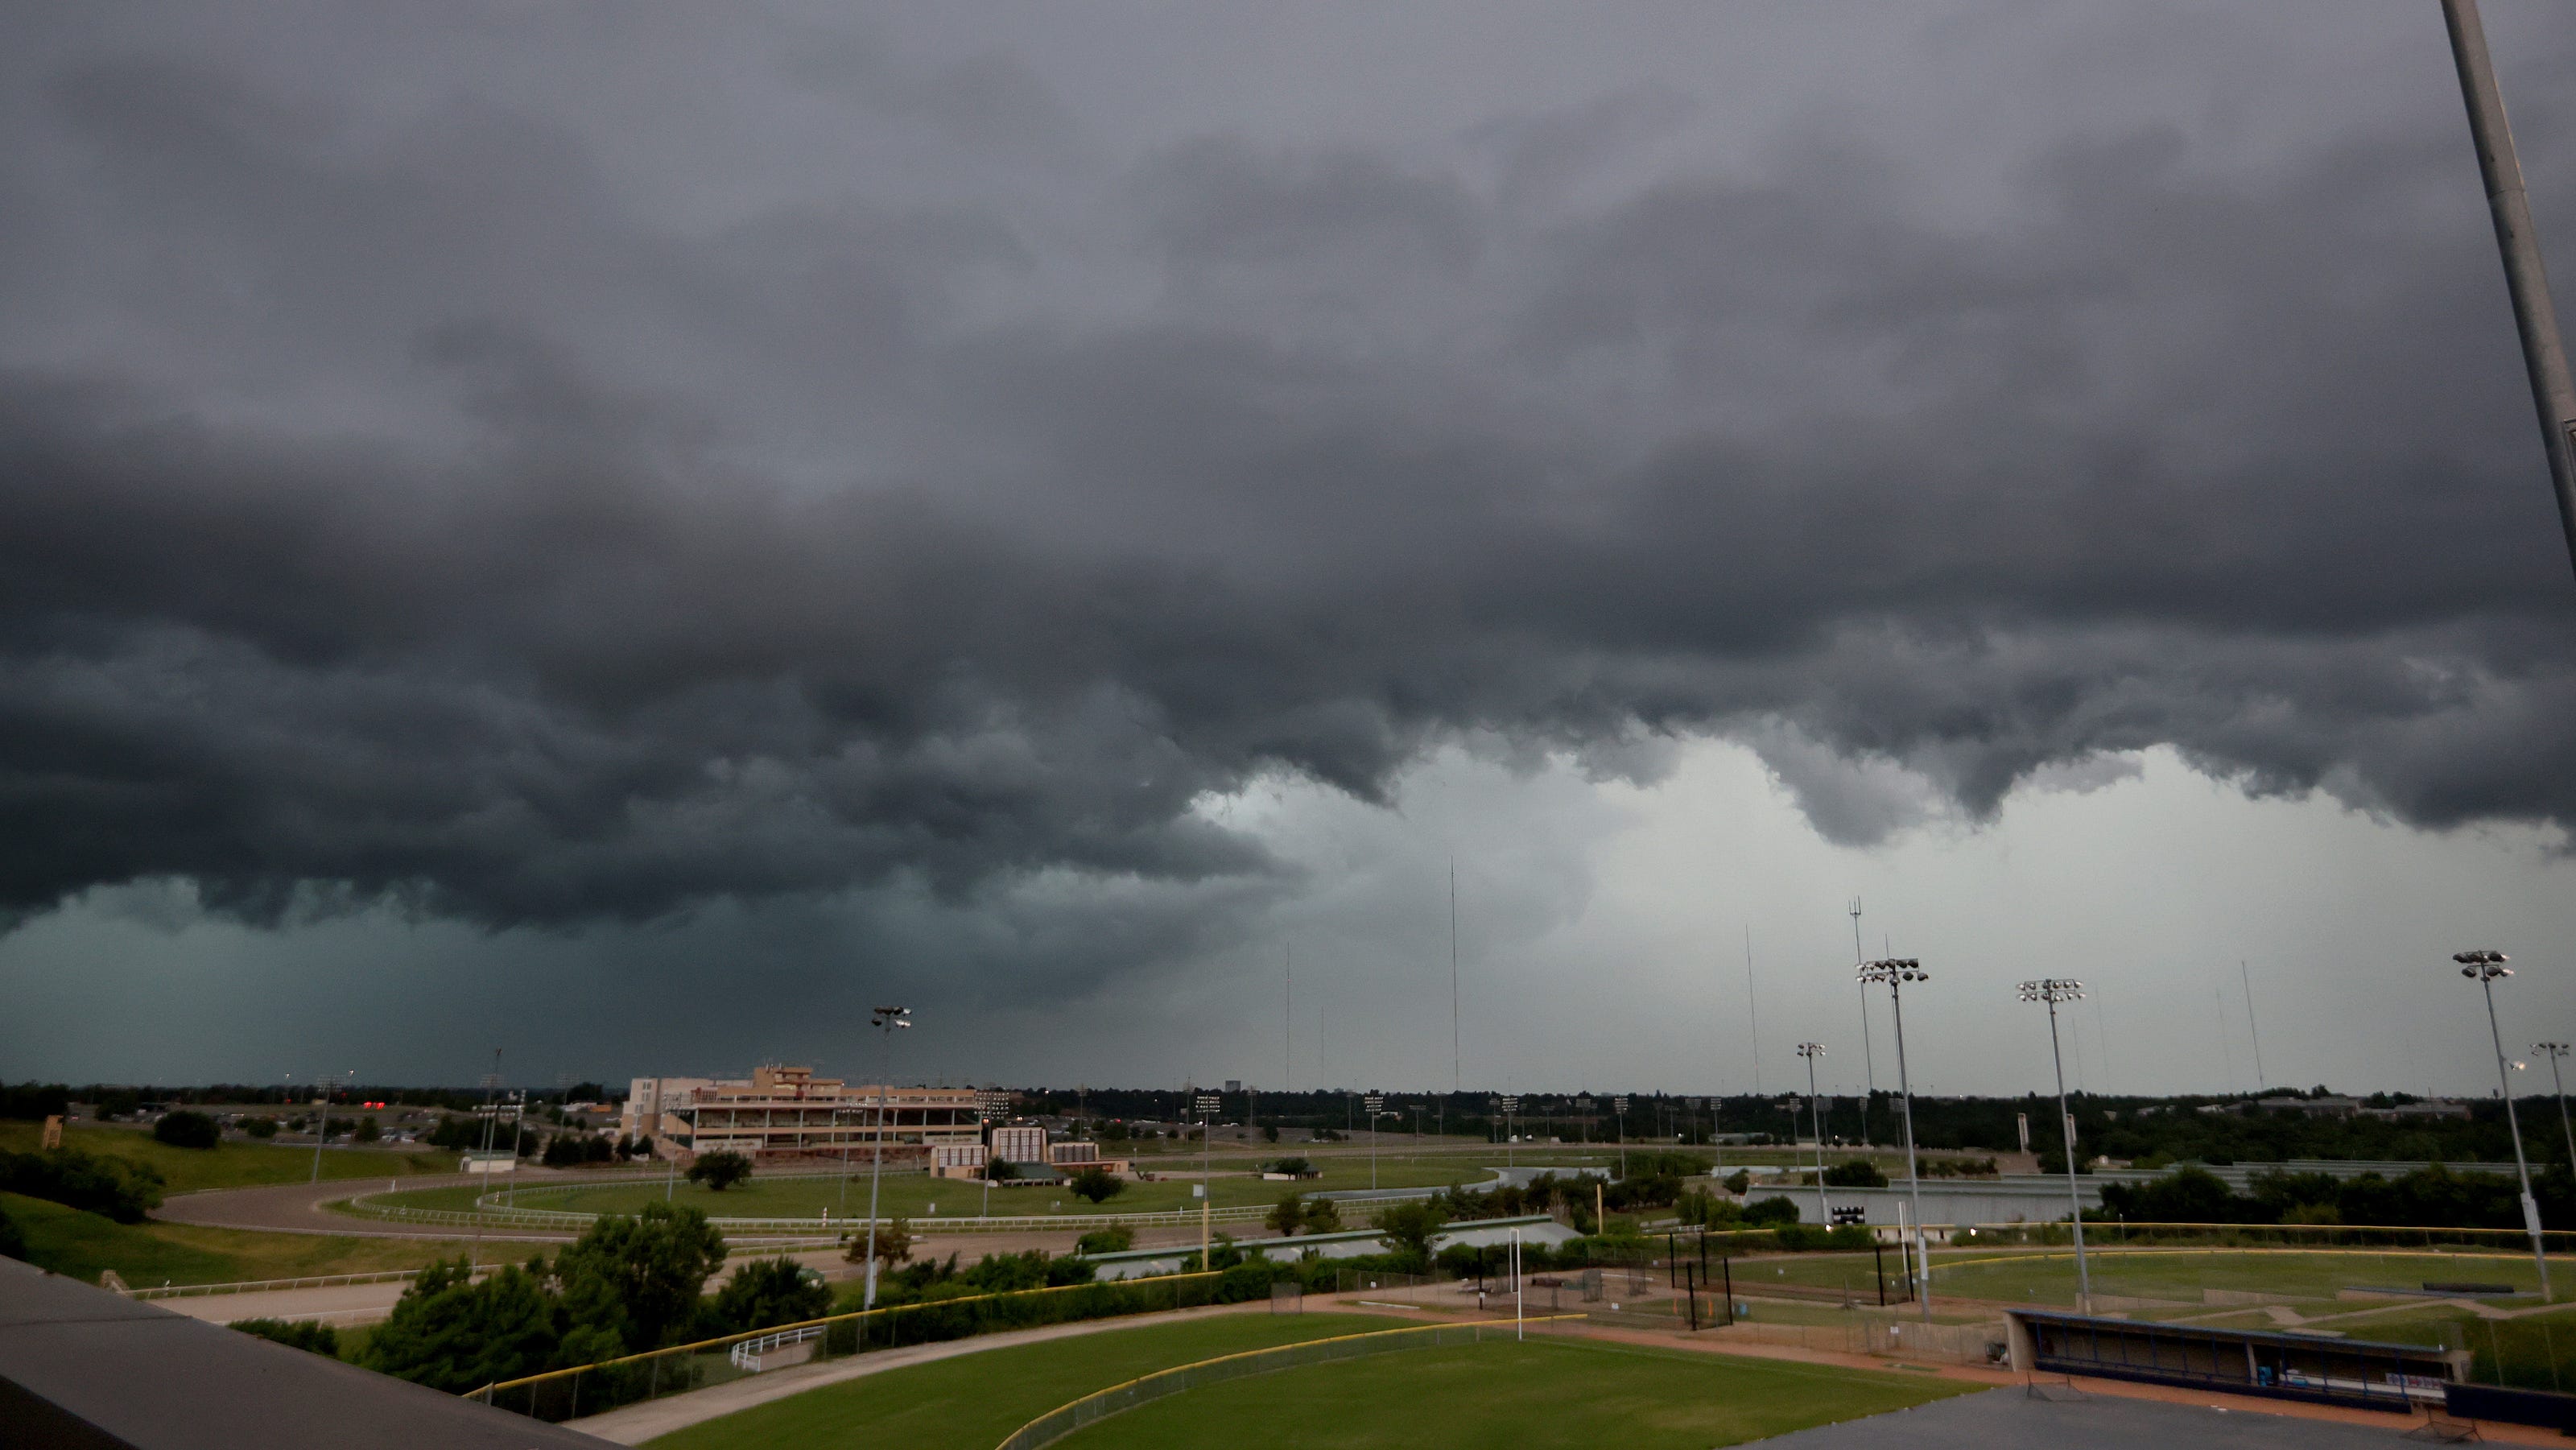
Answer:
(2, 6, 2574, 933)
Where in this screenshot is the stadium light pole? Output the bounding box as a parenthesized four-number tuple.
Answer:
(861, 1006, 911, 1312)
(2020, 979, 2093, 1316)
(1795, 1044, 1828, 1226)
(1364, 1094, 1390, 1190)
(2538, 1043, 2575, 1171)
(1196, 1091, 1220, 1268)
(2456, 952, 2549, 1299)
(1860, 957, 1934, 1323)
(2440, 0, 2576, 585)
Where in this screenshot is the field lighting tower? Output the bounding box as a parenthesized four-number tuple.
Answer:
(861, 1006, 911, 1311)
(2455, 952, 2549, 1297)
(2538, 1043, 2575, 1171)
(1364, 1093, 1393, 1190)
(1859, 957, 1934, 1323)
(2020, 979, 2093, 1314)
(1794, 1044, 1828, 1225)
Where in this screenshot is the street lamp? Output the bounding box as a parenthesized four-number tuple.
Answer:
(861, 1006, 911, 1312)
(1795, 1045, 1828, 1227)
(2539, 1043, 2575, 1173)
(2457, 952, 2550, 1299)
(311, 1068, 354, 1184)
(2020, 979, 2093, 1315)
(1859, 956, 1934, 1323)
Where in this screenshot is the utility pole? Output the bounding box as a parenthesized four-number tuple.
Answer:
(2240, 960, 2268, 1091)
(1195, 1090, 1220, 1268)
(861, 1006, 910, 1311)
(2441, 0, 2576, 583)
(2021, 980, 2094, 1314)
(1796, 1044, 1828, 1226)
(1451, 861, 1461, 1096)
(2454, 953, 2549, 1298)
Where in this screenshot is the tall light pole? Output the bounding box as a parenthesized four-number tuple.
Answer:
(2020, 979, 2093, 1315)
(1364, 1093, 1389, 1190)
(1499, 1095, 1519, 1171)
(1195, 1091, 1219, 1268)
(861, 1006, 910, 1312)
(2440, 0, 2576, 583)
(1851, 899, 1875, 1146)
(1613, 1095, 1629, 1179)
(1860, 957, 1934, 1323)
(1795, 1044, 1828, 1225)
(2538, 1043, 2575, 1172)
(2456, 952, 2549, 1299)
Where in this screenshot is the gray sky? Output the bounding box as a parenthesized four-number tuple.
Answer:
(3, 2, 2575, 1098)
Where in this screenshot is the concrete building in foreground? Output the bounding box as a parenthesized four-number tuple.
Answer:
(621, 1065, 981, 1165)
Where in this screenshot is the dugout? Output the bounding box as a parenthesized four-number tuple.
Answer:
(2004, 1308, 2467, 1414)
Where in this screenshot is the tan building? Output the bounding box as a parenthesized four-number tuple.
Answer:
(990, 1124, 1047, 1164)
(625, 1066, 981, 1165)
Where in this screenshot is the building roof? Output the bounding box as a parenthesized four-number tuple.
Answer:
(0, 1258, 611, 1450)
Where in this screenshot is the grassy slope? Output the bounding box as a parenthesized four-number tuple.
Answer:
(1050, 1336, 1968, 1450)
(363, 1156, 1491, 1221)
(2, 1192, 463, 1287)
(0, 1122, 452, 1195)
(648, 1312, 1400, 1450)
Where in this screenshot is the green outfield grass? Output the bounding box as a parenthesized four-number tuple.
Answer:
(359, 1155, 1496, 1222)
(1, 1192, 464, 1288)
(1046, 1335, 1971, 1450)
(646, 1312, 1401, 1450)
(0, 1122, 452, 1196)
(1732, 1244, 2568, 1311)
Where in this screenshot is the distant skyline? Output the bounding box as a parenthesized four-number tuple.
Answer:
(4, 3, 2575, 1097)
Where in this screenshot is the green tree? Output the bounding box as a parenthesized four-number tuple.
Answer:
(986, 1155, 1017, 1181)
(361, 1259, 559, 1392)
(1067, 1167, 1124, 1204)
(712, 1258, 832, 1334)
(685, 1150, 753, 1192)
(228, 1318, 341, 1357)
(1821, 1159, 1888, 1188)
(1303, 1197, 1341, 1232)
(0, 1201, 25, 1261)
(552, 1204, 728, 1353)
(0, 1146, 164, 1222)
(1267, 1193, 1307, 1236)
(1742, 1196, 1801, 1226)
(1373, 1201, 1446, 1263)
(153, 1110, 221, 1150)
(353, 1115, 382, 1144)
(242, 1117, 279, 1139)
(1075, 1225, 1134, 1255)
(844, 1217, 914, 1267)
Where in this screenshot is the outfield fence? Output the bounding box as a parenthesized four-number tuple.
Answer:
(464, 1271, 1226, 1423)
(993, 1315, 1589, 1450)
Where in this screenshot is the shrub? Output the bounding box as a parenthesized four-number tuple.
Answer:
(0, 1146, 165, 1222)
(229, 1318, 341, 1356)
(1267, 1157, 1316, 1178)
(1268, 1193, 1308, 1236)
(1067, 1167, 1124, 1204)
(1741, 1196, 1801, 1227)
(845, 1217, 914, 1267)
(361, 1259, 559, 1392)
(686, 1151, 753, 1192)
(241, 1117, 279, 1140)
(353, 1116, 381, 1144)
(153, 1110, 221, 1150)
(0, 1202, 23, 1261)
(1075, 1226, 1134, 1255)
(1821, 1159, 1889, 1188)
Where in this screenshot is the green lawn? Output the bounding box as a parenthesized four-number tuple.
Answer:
(647, 1312, 1402, 1450)
(0, 1122, 452, 1196)
(1049, 1335, 1971, 1450)
(2, 1192, 466, 1288)
(1921, 1246, 2567, 1307)
(2316, 1299, 2576, 1390)
(361, 1156, 1495, 1223)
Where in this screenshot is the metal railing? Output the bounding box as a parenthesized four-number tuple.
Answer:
(727, 1324, 825, 1371)
(993, 1315, 1589, 1450)
(122, 1265, 501, 1300)
(465, 1270, 1225, 1422)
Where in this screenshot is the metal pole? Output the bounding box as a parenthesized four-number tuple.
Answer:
(1885, 975, 1932, 1324)
(862, 1007, 910, 1311)
(1852, 899, 1874, 1146)
(1512, 1227, 1523, 1341)
(1799, 1045, 1828, 1225)
(2043, 992, 2092, 1312)
(311, 1074, 331, 1184)
(2441, 0, 2576, 582)
(2478, 973, 2551, 1297)
(2544, 1045, 2576, 1171)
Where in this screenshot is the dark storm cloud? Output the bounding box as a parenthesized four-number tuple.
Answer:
(2, 4, 2574, 929)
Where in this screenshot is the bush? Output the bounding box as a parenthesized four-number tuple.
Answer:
(1075, 1226, 1134, 1255)
(153, 1110, 221, 1150)
(229, 1318, 341, 1357)
(0, 1202, 23, 1261)
(361, 1259, 559, 1393)
(1067, 1167, 1125, 1204)
(686, 1151, 753, 1192)
(1822, 1159, 1889, 1188)
(0, 1084, 72, 1122)
(1741, 1196, 1800, 1227)
(241, 1117, 279, 1140)
(846, 1217, 914, 1267)
(0, 1146, 165, 1222)
(1266, 1157, 1316, 1178)
(353, 1116, 381, 1144)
